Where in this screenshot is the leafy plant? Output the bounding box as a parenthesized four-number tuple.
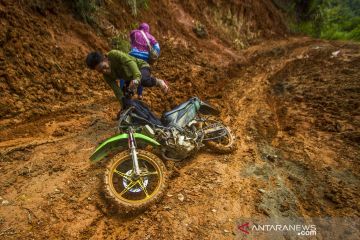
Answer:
(72, 0, 97, 24)
(110, 30, 131, 52)
(124, 0, 149, 16)
(193, 21, 208, 38)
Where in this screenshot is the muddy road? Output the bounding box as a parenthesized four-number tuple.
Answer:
(1, 38, 359, 239)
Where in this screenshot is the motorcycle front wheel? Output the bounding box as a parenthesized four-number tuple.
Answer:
(104, 150, 168, 213)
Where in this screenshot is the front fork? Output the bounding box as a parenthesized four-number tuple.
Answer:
(128, 128, 141, 176)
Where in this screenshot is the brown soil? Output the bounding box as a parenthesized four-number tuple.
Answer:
(1, 0, 359, 239)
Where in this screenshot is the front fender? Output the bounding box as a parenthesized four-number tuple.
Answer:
(89, 133, 160, 162)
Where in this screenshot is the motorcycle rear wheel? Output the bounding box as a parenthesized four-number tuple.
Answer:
(203, 121, 236, 153)
(104, 150, 168, 213)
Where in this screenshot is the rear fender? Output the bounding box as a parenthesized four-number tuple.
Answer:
(89, 133, 160, 162)
(199, 100, 220, 116)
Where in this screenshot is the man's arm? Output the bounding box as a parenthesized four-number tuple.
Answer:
(121, 55, 142, 91)
(104, 75, 123, 106)
(153, 43, 160, 54)
(126, 58, 142, 82)
(109, 50, 143, 82)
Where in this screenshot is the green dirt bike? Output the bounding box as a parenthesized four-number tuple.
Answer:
(90, 97, 236, 213)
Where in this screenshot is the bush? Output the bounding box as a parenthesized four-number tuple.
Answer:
(123, 0, 149, 16)
(110, 31, 131, 52)
(193, 21, 208, 38)
(71, 0, 97, 24)
(348, 25, 360, 40)
(290, 0, 360, 41)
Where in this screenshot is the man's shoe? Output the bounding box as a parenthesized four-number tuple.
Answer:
(156, 79, 169, 93)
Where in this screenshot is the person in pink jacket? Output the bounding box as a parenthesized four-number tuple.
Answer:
(129, 22, 160, 62)
(121, 23, 164, 99)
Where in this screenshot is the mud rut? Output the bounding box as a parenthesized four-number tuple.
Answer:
(1, 38, 359, 239)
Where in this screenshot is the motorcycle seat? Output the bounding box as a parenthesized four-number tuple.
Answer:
(162, 97, 201, 127)
(163, 98, 196, 118)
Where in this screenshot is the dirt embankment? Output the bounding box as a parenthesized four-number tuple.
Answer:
(0, 0, 359, 239)
(0, 1, 106, 123)
(0, 0, 287, 124)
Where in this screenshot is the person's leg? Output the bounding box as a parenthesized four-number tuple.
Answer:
(140, 67, 156, 87)
(120, 79, 125, 89)
(140, 67, 169, 93)
(137, 85, 143, 99)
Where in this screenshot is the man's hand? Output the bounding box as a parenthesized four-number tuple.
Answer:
(129, 79, 139, 91)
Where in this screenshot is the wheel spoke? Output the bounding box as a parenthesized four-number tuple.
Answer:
(138, 179, 150, 198)
(141, 161, 149, 169)
(114, 169, 132, 181)
(119, 180, 138, 196)
(140, 171, 158, 177)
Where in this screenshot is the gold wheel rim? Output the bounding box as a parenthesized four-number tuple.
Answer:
(108, 153, 163, 204)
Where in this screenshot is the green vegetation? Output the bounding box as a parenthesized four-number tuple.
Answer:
(290, 0, 360, 41)
(124, 0, 149, 16)
(109, 23, 138, 52)
(193, 21, 208, 38)
(72, 0, 97, 24)
(110, 31, 131, 52)
(64, 0, 150, 24)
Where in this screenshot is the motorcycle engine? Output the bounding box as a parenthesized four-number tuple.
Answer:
(160, 128, 197, 160)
